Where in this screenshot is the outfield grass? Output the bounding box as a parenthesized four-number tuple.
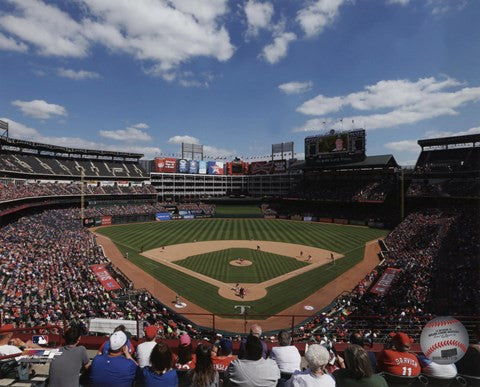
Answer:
(176, 248, 309, 283)
(97, 219, 388, 318)
(214, 205, 263, 218)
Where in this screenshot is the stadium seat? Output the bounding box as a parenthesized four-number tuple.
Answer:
(422, 374, 467, 386)
(458, 374, 480, 386)
(382, 372, 428, 386)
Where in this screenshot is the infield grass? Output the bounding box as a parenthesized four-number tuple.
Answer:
(176, 248, 309, 283)
(97, 219, 388, 318)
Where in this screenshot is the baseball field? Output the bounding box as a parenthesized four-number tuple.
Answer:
(95, 218, 388, 325)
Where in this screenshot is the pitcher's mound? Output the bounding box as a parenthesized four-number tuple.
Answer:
(230, 259, 252, 267)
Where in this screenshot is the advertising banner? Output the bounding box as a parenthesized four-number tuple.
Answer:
(178, 159, 189, 173)
(155, 212, 171, 221)
(154, 157, 178, 173)
(90, 264, 121, 291)
(183, 214, 195, 219)
(189, 160, 199, 174)
(198, 160, 207, 174)
(250, 161, 273, 175)
(83, 218, 95, 227)
(178, 210, 190, 216)
(303, 216, 313, 221)
(94, 218, 102, 226)
(101, 216, 112, 226)
(272, 160, 287, 174)
(370, 268, 401, 295)
(207, 161, 224, 175)
(319, 217, 332, 223)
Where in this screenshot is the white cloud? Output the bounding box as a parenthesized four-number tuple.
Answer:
(11, 99, 68, 119)
(424, 126, 480, 138)
(168, 135, 200, 144)
(387, 0, 411, 5)
(384, 139, 419, 152)
(0, 32, 28, 52)
(57, 67, 100, 80)
(296, 0, 346, 38)
(279, 81, 313, 94)
(261, 31, 296, 64)
(0, 0, 89, 57)
(0, 0, 235, 81)
(295, 76, 480, 131)
(1, 117, 161, 158)
(99, 123, 151, 141)
(168, 135, 234, 157)
(245, 0, 274, 36)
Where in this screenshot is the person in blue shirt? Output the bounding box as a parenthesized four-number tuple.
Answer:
(90, 331, 138, 387)
(139, 342, 178, 386)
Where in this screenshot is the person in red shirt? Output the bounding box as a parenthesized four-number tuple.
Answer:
(377, 332, 421, 377)
(212, 339, 236, 372)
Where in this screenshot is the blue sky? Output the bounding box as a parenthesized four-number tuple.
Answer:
(0, 0, 479, 165)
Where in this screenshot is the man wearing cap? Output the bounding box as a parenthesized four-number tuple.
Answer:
(377, 332, 421, 377)
(90, 331, 138, 387)
(136, 326, 158, 368)
(212, 338, 236, 372)
(238, 324, 268, 359)
(227, 335, 280, 386)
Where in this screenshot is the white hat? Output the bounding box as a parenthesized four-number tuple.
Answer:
(109, 331, 127, 351)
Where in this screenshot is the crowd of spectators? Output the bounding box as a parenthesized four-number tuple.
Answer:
(0, 179, 156, 203)
(302, 175, 395, 203)
(407, 178, 480, 198)
(83, 203, 167, 218)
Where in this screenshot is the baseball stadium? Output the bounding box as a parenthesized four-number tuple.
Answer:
(1, 1, 479, 385)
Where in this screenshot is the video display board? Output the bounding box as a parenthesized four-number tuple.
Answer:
(305, 129, 366, 164)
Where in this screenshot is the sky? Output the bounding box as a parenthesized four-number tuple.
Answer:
(0, 0, 479, 165)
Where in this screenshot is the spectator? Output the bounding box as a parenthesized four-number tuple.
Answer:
(286, 344, 335, 386)
(0, 324, 23, 356)
(136, 325, 159, 368)
(377, 332, 420, 377)
(238, 324, 268, 359)
(417, 354, 457, 379)
(456, 324, 480, 377)
(98, 325, 135, 355)
(212, 338, 236, 372)
(227, 335, 280, 387)
(349, 332, 377, 372)
(188, 343, 219, 387)
(48, 326, 90, 387)
(90, 331, 138, 387)
(270, 330, 301, 373)
(333, 345, 387, 386)
(139, 342, 178, 386)
(176, 333, 196, 370)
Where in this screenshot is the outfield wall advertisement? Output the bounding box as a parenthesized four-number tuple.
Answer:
(155, 212, 171, 221)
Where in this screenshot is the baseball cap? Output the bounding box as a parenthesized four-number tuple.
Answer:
(109, 331, 127, 351)
(219, 338, 233, 354)
(145, 326, 158, 340)
(180, 333, 191, 346)
(0, 324, 14, 333)
(390, 332, 412, 348)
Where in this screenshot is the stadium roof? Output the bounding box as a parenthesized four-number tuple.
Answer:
(0, 136, 144, 158)
(293, 155, 399, 171)
(418, 133, 480, 148)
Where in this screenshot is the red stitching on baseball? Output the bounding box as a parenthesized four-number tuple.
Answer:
(425, 319, 458, 329)
(425, 340, 467, 358)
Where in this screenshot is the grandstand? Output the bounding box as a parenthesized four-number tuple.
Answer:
(0, 131, 479, 386)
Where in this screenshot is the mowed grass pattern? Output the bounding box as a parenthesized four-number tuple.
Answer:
(176, 248, 309, 283)
(97, 219, 388, 318)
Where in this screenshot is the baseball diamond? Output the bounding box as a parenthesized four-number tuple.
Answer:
(95, 219, 387, 323)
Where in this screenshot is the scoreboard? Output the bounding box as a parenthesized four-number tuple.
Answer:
(305, 129, 366, 164)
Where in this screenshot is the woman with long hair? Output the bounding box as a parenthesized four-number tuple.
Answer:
(333, 345, 387, 386)
(187, 343, 219, 387)
(140, 342, 178, 386)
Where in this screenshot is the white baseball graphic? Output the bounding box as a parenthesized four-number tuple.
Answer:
(420, 316, 469, 364)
